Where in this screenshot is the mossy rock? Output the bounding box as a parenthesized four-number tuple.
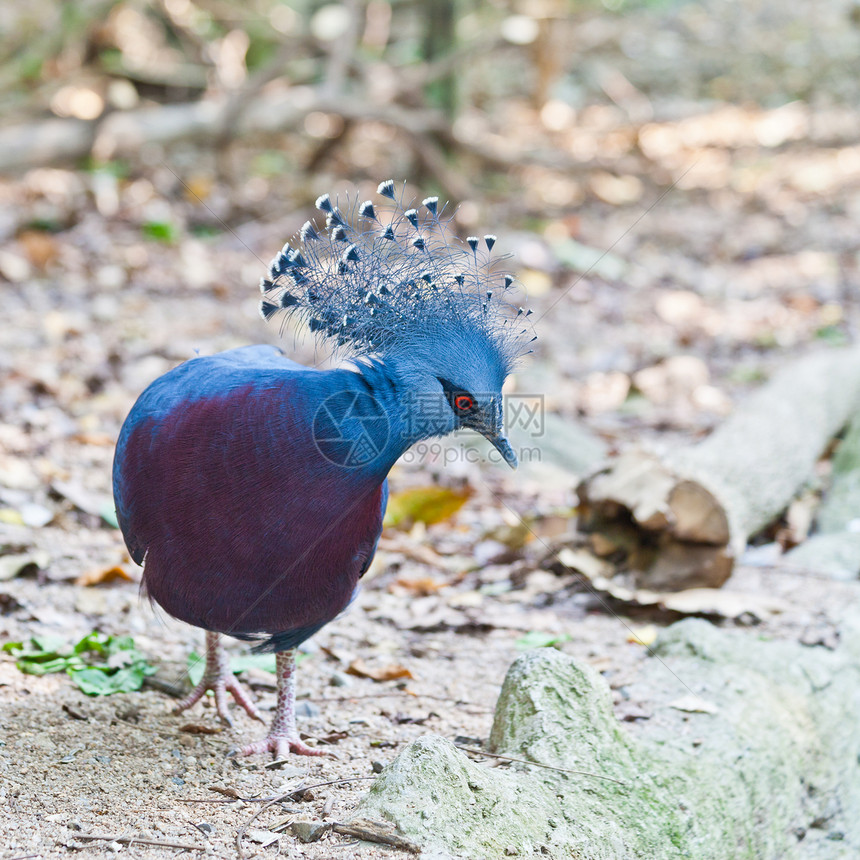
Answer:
(355, 619, 860, 859)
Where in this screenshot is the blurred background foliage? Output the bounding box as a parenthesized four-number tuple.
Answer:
(1, 0, 859, 422)
(3, 0, 860, 211)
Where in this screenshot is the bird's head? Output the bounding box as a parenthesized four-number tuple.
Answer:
(382, 321, 519, 467)
(259, 180, 535, 468)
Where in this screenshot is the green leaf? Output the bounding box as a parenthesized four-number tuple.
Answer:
(77, 663, 154, 696)
(100, 503, 119, 529)
(108, 663, 155, 691)
(187, 652, 205, 686)
(10, 632, 156, 694)
(251, 150, 289, 178)
(514, 631, 572, 650)
(142, 221, 178, 244)
(2, 641, 24, 653)
(815, 325, 848, 346)
(69, 659, 155, 696)
(74, 631, 110, 655)
(68, 667, 114, 695)
(186, 649, 308, 686)
(230, 653, 278, 674)
(190, 224, 221, 239)
(109, 635, 137, 653)
(551, 238, 627, 281)
(18, 655, 84, 675)
(30, 634, 68, 655)
(18, 656, 69, 675)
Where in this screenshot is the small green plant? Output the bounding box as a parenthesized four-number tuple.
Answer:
(141, 220, 178, 243)
(186, 650, 308, 685)
(3, 632, 156, 695)
(514, 631, 572, 650)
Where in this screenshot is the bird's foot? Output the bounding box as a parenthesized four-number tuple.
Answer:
(237, 731, 329, 759)
(174, 673, 264, 726)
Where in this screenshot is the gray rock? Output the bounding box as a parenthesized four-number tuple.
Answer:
(329, 670, 353, 688)
(355, 618, 860, 859)
(294, 700, 320, 720)
(288, 820, 328, 843)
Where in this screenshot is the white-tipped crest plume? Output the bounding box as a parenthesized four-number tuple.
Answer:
(260, 180, 535, 373)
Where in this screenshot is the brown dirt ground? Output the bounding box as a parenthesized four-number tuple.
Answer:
(3, 3, 860, 857)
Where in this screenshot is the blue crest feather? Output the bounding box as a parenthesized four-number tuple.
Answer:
(259, 180, 534, 373)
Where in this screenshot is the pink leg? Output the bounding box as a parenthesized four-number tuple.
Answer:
(174, 631, 263, 726)
(238, 649, 327, 758)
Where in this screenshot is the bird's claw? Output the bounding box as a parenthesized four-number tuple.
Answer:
(237, 733, 330, 759)
(174, 674, 264, 725)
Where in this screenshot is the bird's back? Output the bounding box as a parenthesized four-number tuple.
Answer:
(113, 345, 388, 649)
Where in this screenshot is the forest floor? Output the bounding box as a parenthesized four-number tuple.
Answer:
(3, 2, 860, 858)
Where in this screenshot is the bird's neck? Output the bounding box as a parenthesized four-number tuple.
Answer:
(349, 356, 451, 466)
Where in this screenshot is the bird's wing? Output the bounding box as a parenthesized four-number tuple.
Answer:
(212, 344, 306, 372)
(113, 345, 313, 562)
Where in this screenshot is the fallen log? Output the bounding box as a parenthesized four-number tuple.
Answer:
(784, 408, 860, 578)
(0, 85, 584, 177)
(577, 348, 860, 590)
(0, 89, 447, 174)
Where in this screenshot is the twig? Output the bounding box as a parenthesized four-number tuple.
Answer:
(237, 798, 278, 860)
(391, 35, 507, 95)
(455, 745, 627, 785)
(320, 0, 360, 98)
(306, 691, 492, 711)
(213, 38, 297, 147)
(143, 675, 186, 698)
(69, 833, 206, 852)
(0, 90, 447, 173)
(154, 0, 215, 74)
(235, 776, 378, 859)
(185, 775, 378, 805)
(281, 775, 378, 798)
(331, 820, 420, 854)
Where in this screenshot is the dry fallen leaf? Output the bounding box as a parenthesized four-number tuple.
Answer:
(384, 485, 472, 529)
(556, 547, 613, 579)
(0, 551, 51, 581)
(562, 549, 789, 621)
(246, 829, 279, 847)
(668, 695, 719, 715)
(391, 574, 448, 596)
(627, 625, 659, 647)
(208, 786, 241, 799)
(18, 229, 59, 269)
(75, 565, 133, 587)
(346, 658, 414, 682)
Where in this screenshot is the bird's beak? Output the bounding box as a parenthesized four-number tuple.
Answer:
(485, 433, 518, 469)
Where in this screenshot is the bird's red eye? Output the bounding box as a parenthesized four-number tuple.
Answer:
(454, 395, 473, 411)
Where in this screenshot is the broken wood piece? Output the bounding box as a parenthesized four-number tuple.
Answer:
(333, 819, 420, 853)
(578, 348, 860, 589)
